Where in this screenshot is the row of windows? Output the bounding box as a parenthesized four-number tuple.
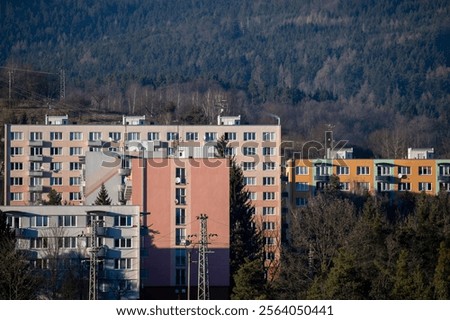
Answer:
(293, 182, 449, 195)
(249, 192, 276, 201)
(11, 162, 82, 171)
(10, 177, 82, 186)
(29, 258, 134, 270)
(5, 214, 134, 227)
(10, 131, 277, 142)
(11, 147, 85, 156)
(242, 162, 277, 171)
(295, 165, 450, 176)
(243, 176, 277, 186)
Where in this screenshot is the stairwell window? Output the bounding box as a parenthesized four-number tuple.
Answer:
(175, 228, 186, 245)
(176, 188, 186, 205)
(176, 208, 186, 225)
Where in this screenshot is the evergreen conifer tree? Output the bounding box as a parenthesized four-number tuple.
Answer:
(94, 183, 112, 205)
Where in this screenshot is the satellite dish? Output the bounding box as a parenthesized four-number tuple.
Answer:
(174, 199, 179, 204)
(398, 173, 404, 179)
(175, 177, 181, 184)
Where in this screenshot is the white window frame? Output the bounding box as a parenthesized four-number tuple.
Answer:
(262, 132, 275, 141)
(262, 207, 276, 215)
(59, 216, 77, 227)
(243, 147, 256, 156)
(357, 166, 370, 175)
(263, 192, 275, 200)
(337, 166, 349, 175)
(243, 132, 256, 141)
(224, 132, 236, 140)
(419, 166, 432, 175)
(295, 166, 309, 175)
(263, 162, 276, 171)
(50, 132, 63, 140)
(11, 132, 23, 140)
(419, 182, 432, 191)
(50, 177, 63, 186)
(262, 147, 275, 156)
(263, 177, 275, 186)
(10, 192, 23, 201)
(11, 162, 23, 170)
(242, 162, 255, 171)
(244, 177, 256, 186)
(69, 192, 82, 201)
(398, 182, 411, 191)
(70, 132, 83, 141)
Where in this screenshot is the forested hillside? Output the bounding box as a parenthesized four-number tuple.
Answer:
(1, 0, 449, 156)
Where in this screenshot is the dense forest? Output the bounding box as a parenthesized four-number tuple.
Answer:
(268, 190, 450, 299)
(0, 0, 449, 157)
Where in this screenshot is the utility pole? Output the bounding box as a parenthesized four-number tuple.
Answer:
(197, 214, 210, 300)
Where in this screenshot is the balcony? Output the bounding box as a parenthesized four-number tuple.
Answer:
(29, 170, 44, 177)
(29, 185, 44, 192)
(29, 155, 43, 162)
(29, 140, 44, 147)
(375, 175, 391, 182)
(314, 175, 330, 182)
(438, 175, 450, 183)
(88, 140, 103, 147)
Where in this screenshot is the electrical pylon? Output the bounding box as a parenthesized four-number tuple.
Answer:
(197, 214, 210, 300)
(88, 219, 101, 300)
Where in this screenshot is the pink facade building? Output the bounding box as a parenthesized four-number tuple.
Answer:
(132, 158, 230, 299)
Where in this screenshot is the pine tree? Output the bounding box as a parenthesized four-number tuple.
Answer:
(229, 159, 262, 287)
(215, 136, 263, 292)
(0, 210, 40, 299)
(94, 183, 112, 205)
(231, 258, 267, 300)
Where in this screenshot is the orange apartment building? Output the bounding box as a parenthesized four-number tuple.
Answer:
(286, 148, 450, 209)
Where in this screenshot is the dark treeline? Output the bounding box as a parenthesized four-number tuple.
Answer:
(0, 0, 449, 157)
(268, 190, 450, 299)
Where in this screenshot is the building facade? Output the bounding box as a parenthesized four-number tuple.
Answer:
(4, 114, 283, 295)
(287, 156, 450, 210)
(0, 205, 141, 299)
(131, 158, 230, 299)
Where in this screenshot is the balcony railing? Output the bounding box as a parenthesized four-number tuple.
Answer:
(29, 155, 43, 162)
(438, 175, 450, 183)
